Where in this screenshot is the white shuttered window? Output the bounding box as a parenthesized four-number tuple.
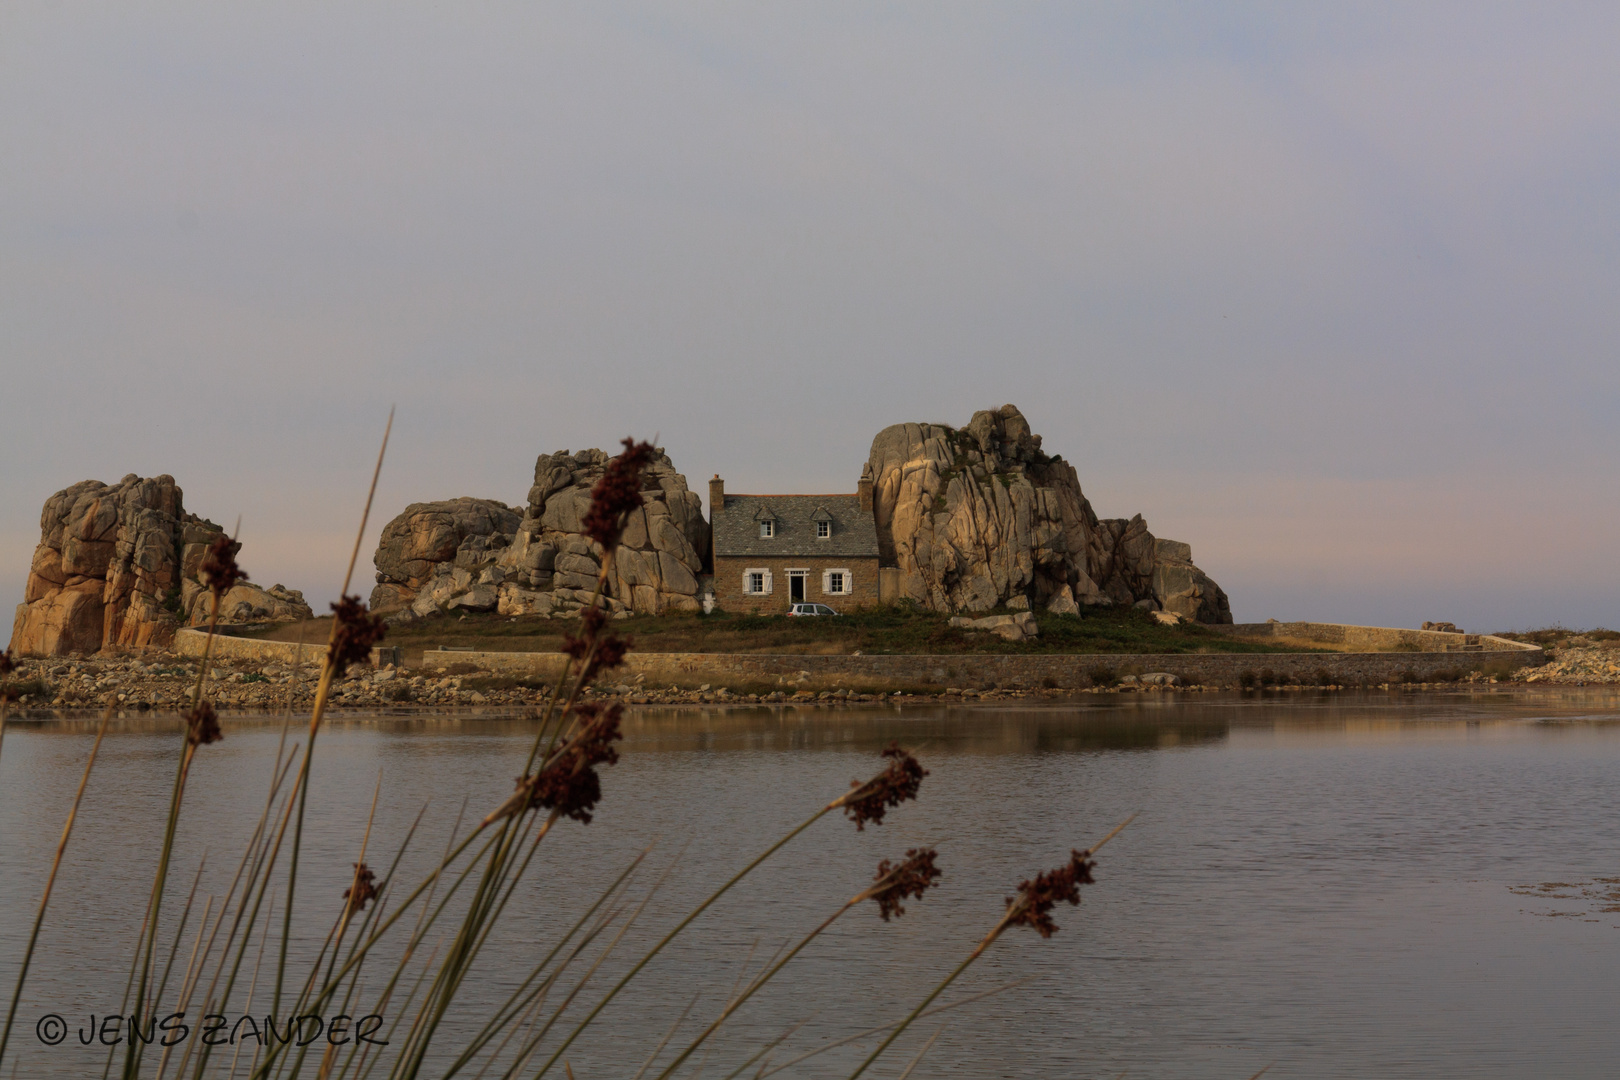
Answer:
(822, 569, 852, 595)
(744, 568, 773, 595)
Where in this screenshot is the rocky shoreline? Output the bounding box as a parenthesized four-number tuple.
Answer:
(1516, 645, 1620, 684)
(1, 647, 1601, 717)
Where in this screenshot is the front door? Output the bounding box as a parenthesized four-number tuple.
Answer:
(789, 571, 807, 603)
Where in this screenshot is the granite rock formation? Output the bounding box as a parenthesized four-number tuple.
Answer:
(11, 475, 313, 656)
(368, 498, 525, 615)
(867, 405, 1231, 622)
(1149, 538, 1230, 625)
(948, 610, 1040, 641)
(370, 448, 710, 620)
(188, 583, 313, 628)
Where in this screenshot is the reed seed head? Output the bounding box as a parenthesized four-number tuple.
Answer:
(561, 607, 631, 684)
(842, 742, 927, 830)
(1004, 849, 1096, 938)
(199, 534, 249, 595)
(185, 700, 222, 747)
(515, 701, 624, 824)
(328, 594, 387, 678)
(871, 847, 942, 921)
(0, 649, 14, 676)
(581, 438, 657, 552)
(343, 862, 378, 914)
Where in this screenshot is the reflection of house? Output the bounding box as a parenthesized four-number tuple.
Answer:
(708, 470, 881, 613)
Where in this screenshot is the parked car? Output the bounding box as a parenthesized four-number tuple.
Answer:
(787, 603, 840, 617)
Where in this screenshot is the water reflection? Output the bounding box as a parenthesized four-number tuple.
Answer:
(17, 685, 1620, 750)
(3, 692, 1620, 1078)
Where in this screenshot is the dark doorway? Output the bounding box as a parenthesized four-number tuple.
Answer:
(789, 572, 806, 603)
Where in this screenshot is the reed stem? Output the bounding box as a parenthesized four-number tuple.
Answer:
(845, 815, 1134, 1080)
(0, 705, 112, 1067)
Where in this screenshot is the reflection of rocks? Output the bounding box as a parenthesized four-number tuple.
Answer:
(371, 448, 710, 621)
(868, 405, 1231, 621)
(11, 474, 312, 656)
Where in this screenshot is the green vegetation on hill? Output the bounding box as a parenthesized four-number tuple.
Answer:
(245, 603, 1309, 666)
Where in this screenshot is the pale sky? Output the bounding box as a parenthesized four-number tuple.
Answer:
(3, 3, 1617, 633)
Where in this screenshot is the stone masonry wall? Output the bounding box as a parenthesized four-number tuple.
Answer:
(711, 556, 881, 614)
(414, 645, 1545, 689)
(173, 628, 396, 669)
(1208, 621, 1531, 653)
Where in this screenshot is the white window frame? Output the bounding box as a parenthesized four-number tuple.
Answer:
(758, 520, 774, 539)
(786, 568, 810, 601)
(822, 568, 853, 596)
(744, 568, 773, 595)
(816, 520, 831, 538)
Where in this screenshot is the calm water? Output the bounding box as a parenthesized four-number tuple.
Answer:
(2, 691, 1619, 1079)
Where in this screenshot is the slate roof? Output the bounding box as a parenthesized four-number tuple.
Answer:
(712, 494, 879, 558)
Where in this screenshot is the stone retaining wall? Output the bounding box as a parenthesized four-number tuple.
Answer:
(173, 628, 398, 669)
(412, 644, 1545, 690)
(180, 625, 1546, 690)
(1207, 621, 1539, 654)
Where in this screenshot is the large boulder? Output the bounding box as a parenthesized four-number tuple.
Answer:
(867, 405, 1231, 621)
(1150, 538, 1231, 625)
(369, 498, 523, 614)
(187, 583, 315, 627)
(10, 475, 313, 656)
(949, 610, 1040, 641)
(371, 448, 710, 620)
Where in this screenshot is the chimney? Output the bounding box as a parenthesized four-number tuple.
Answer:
(709, 474, 725, 518)
(858, 463, 874, 514)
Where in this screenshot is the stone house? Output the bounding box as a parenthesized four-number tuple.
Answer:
(708, 471, 881, 613)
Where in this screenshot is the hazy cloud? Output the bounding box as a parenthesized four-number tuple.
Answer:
(3, 2, 1617, 632)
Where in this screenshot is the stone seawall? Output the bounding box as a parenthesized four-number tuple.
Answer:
(173, 628, 398, 669)
(411, 645, 1545, 690)
(177, 626, 1546, 691)
(1207, 621, 1538, 654)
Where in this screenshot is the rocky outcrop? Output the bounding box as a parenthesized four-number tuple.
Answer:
(867, 405, 1231, 621)
(188, 583, 313, 627)
(370, 448, 710, 621)
(10, 475, 313, 656)
(368, 498, 524, 615)
(948, 611, 1039, 641)
(1150, 539, 1231, 625)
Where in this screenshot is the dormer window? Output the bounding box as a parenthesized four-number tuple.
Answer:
(759, 520, 774, 539)
(816, 520, 830, 538)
